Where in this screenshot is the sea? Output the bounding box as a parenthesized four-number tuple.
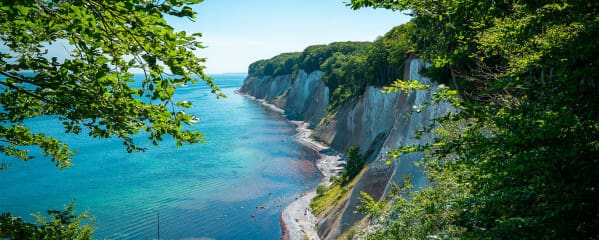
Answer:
(0, 74, 322, 240)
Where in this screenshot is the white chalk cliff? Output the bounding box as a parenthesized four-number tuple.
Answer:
(239, 58, 451, 239)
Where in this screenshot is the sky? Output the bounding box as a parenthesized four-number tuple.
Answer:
(168, 0, 411, 74)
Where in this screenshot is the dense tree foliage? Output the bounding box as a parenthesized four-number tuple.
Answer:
(248, 41, 372, 80)
(350, 0, 599, 239)
(0, 0, 219, 169)
(248, 52, 302, 77)
(0, 202, 93, 239)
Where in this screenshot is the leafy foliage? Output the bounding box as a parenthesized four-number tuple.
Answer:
(299, 42, 372, 74)
(360, 174, 467, 239)
(0, 202, 94, 239)
(247, 52, 301, 77)
(351, 0, 599, 239)
(0, 0, 219, 168)
(382, 79, 429, 95)
(340, 146, 364, 184)
(316, 184, 327, 196)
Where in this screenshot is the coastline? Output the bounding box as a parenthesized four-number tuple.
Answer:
(283, 121, 342, 240)
(237, 91, 342, 240)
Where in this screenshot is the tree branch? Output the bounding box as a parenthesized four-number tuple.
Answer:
(0, 79, 59, 106)
(0, 71, 51, 87)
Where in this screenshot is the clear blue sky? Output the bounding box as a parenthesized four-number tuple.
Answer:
(169, 0, 410, 74)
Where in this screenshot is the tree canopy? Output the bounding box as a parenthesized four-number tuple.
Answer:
(351, 0, 598, 239)
(0, 0, 220, 169)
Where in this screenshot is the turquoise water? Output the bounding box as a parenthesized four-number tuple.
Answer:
(0, 74, 321, 239)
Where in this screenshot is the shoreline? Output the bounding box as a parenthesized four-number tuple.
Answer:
(237, 91, 342, 240)
(282, 121, 342, 240)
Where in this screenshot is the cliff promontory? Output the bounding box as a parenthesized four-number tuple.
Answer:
(240, 54, 450, 239)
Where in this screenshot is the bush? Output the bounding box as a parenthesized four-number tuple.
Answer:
(316, 184, 327, 196)
(329, 175, 338, 183)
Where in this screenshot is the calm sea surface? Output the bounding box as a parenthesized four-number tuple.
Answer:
(0, 74, 321, 239)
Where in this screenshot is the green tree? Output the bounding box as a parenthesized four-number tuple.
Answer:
(352, 0, 599, 239)
(0, 202, 94, 239)
(0, 0, 221, 169)
(341, 146, 364, 184)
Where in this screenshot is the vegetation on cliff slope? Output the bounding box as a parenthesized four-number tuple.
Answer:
(311, 166, 367, 218)
(311, 146, 366, 217)
(350, 0, 598, 239)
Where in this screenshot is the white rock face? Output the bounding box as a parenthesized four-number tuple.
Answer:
(239, 58, 452, 240)
(240, 70, 329, 128)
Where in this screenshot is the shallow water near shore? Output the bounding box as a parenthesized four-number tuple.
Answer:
(0, 74, 321, 239)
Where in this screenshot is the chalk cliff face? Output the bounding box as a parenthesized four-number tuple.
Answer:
(239, 58, 451, 239)
(240, 70, 329, 128)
